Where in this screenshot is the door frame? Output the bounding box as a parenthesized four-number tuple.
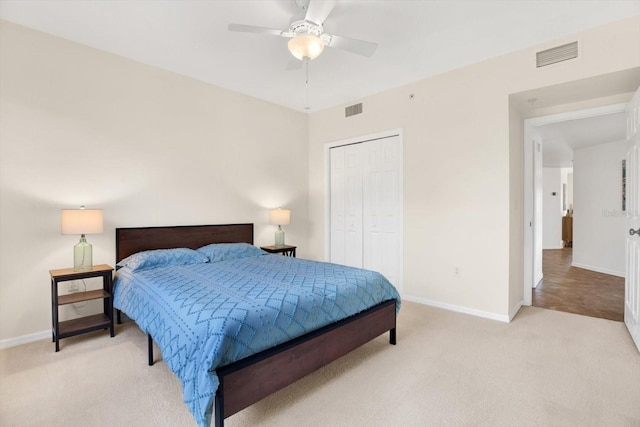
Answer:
(324, 128, 404, 292)
(523, 103, 628, 305)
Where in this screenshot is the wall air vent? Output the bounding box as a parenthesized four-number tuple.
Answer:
(536, 41, 578, 67)
(345, 103, 363, 117)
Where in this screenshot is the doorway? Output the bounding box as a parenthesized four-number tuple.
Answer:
(524, 103, 628, 319)
(533, 247, 625, 321)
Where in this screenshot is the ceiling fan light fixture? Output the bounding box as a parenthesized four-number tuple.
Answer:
(288, 33, 324, 61)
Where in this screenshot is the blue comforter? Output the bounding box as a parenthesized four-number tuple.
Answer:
(113, 253, 400, 426)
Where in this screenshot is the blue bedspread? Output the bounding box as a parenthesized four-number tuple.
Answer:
(113, 253, 400, 426)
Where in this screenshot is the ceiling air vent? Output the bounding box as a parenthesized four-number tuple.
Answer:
(345, 103, 363, 117)
(536, 41, 578, 67)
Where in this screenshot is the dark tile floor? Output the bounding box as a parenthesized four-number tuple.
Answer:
(533, 248, 625, 322)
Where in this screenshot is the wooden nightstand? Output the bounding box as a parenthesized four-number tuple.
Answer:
(49, 264, 114, 352)
(260, 245, 297, 257)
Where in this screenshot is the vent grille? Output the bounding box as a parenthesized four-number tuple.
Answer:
(345, 103, 363, 117)
(536, 41, 578, 67)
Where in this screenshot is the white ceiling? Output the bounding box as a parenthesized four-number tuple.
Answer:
(536, 112, 628, 168)
(1, 0, 639, 112)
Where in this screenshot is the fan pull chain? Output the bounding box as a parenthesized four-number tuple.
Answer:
(305, 60, 310, 110)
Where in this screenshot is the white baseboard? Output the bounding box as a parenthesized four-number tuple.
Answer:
(542, 243, 564, 250)
(402, 295, 510, 323)
(0, 329, 50, 350)
(534, 277, 543, 289)
(571, 262, 625, 278)
(509, 301, 523, 322)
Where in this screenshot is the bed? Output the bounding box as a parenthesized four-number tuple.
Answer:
(113, 223, 400, 427)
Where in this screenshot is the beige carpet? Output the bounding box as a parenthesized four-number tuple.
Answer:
(1, 301, 639, 427)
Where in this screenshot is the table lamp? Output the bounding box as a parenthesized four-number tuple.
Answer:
(269, 208, 290, 247)
(61, 207, 103, 271)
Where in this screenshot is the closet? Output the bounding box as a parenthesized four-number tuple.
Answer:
(329, 134, 403, 289)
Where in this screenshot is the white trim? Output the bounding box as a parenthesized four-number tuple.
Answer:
(523, 126, 534, 305)
(403, 295, 511, 323)
(509, 301, 523, 321)
(523, 103, 628, 306)
(543, 243, 565, 250)
(571, 262, 625, 278)
(0, 329, 50, 350)
(526, 103, 627, 127)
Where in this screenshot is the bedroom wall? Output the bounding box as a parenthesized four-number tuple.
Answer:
(573, 139, 628, 276)
(308, 16, 640, 320)
(0, 22, 309, 345)
(508, 101, 524, 317)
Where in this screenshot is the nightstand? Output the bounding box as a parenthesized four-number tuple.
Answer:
(49, 264, 114, 352)
(260, 245, 297, 257)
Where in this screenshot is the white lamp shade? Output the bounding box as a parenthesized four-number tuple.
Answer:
(269, 209, 291, 226)
(287, 34, 324, 61)
(61, 209, 103, 235)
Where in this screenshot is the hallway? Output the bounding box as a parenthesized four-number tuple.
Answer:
(532, 248, 625, 321)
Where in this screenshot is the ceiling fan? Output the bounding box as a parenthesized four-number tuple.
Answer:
(228, 0, 377, 63)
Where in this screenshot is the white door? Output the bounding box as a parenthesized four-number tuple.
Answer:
(330, 144, 363, 268)
(362, 136, 402, 286)
(625, 86, 640, 352)
(362, 139, 383, 271)
(344, 144, 364, 268)
(329, 132, 404, 291)
(330, 147, 346, 265)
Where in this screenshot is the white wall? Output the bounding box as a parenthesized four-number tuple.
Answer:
(0, 22, 309, 344)
(561, 168, 574, 213)
(573, 139, 627, 276)
(309, 16, 640, 320)
(2, 16, 639, 343)
(543, 168, 564, 249)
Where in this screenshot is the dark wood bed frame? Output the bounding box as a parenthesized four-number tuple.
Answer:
(115, 223, 397, 427)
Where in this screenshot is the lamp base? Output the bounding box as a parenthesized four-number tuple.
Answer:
(275, 226, 285, 247)
(73, 235, 93, 271)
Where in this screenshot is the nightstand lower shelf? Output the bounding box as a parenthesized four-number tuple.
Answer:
(57, 313, 111, 339)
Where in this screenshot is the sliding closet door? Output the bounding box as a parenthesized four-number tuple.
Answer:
(330, 144, 363, 268)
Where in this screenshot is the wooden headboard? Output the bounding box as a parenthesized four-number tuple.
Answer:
(115, 223, 254, 262)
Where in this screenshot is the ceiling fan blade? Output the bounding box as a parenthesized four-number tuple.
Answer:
(327, 34, 377, 57)
(228, 23, 285, 37)
(304, 0, 336, 25)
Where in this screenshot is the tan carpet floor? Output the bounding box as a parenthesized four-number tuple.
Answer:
(1, 301, 639, 427)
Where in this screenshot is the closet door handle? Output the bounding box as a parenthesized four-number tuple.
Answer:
(630, 228, 640, 236)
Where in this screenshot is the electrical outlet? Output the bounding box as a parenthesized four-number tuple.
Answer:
(454, 266, 461, 277)
(67, 281, 79, 293)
